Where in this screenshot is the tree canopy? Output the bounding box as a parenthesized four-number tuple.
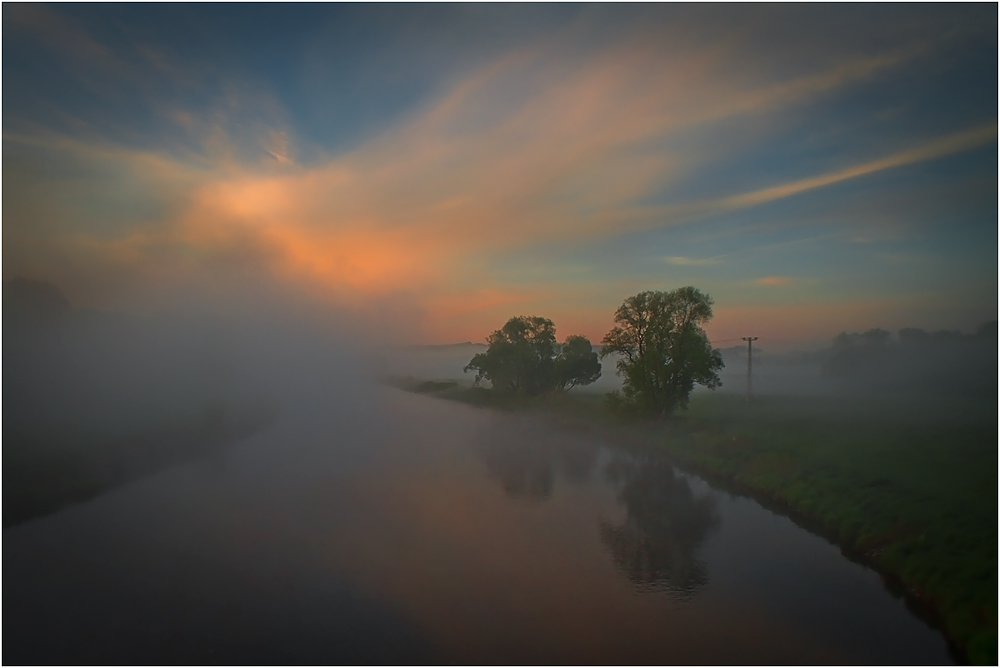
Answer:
(464, 316, 601, 395)
(555, 334, 602, 391)
(600, 287, 723, 416)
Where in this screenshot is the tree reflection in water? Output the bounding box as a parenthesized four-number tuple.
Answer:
(485, 439, 556, 501)
(483, 427, 600, 502)
(601, 456, 719, 600)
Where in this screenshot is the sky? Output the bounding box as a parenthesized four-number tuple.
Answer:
(3, 4, 997, 346)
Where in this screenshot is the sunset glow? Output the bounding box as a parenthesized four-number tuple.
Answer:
(4, 5, 996, 345)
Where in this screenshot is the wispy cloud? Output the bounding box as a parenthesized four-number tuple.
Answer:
(4, 4, 111, 63)
(718, 124, 997, 210)
(664, 256, 725, 266)
(610, 123, 997, 232)
(754, 276, 793, 286)
(4, 12, 994, 341)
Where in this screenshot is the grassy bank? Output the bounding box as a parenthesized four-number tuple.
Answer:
(400, 379, 997, 664)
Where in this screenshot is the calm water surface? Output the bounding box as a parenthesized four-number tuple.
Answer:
(4, 388, 953, 664)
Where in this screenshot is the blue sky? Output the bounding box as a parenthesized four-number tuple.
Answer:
(3, 4, 996, 344)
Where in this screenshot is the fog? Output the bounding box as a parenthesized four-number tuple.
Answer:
(2, 276, 986, 663)
(3, 2, 994, 660)
(4, 277, 394, 526)
(381, 327, 998, 402)
(7, 272, 992, 525)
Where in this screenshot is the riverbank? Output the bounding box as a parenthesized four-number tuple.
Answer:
(398, 380, 997, 665)
(3, 401, 277, 528)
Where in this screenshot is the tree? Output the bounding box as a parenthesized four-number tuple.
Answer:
(600, 287, 723, 416)
(465, 316, 558, 395)
(555, 334, 602, 391)
(464, 316, 601, 395)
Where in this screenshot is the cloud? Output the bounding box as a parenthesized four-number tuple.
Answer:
(4, 18, 992, 342)
(718, 124, 998, 210)
(754, 276, 793, 286)
(4, 5, 111, 63)
(263, 131, 294, 165)
(609, 123, 997, 231)
(664, 256, 724, 266)
(142, 38, 938, 260)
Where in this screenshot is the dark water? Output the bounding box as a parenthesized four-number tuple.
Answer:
(4, 388, 953, 664)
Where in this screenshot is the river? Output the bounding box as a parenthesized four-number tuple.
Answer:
(3, 387, 953, 664)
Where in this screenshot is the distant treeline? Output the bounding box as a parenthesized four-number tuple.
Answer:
(821, 323, 997, 397)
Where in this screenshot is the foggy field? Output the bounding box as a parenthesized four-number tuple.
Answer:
(404, 381, 998, 663)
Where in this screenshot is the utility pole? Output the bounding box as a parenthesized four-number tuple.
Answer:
(741, 337, 758, 400)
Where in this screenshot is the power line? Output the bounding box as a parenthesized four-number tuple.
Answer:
(741, 337, 758, 400)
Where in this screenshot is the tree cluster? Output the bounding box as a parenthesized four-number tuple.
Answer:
(463, 316, 601, 395)
(822, 322, 997, 396)
(465, 287, 725, 416)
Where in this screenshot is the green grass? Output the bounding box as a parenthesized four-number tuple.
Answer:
(665, 393, 996, 665)
(404, 383, 998, 664)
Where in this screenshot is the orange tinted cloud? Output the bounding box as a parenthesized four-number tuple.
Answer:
(755, 276, 792, 286)
(5, 32, 978, 341)
(155, 42, 926, 287)
(176, 179, 445, 295)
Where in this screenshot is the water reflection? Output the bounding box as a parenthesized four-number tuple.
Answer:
(601, 456, 719, 599)
(3, 390, 955, 664)
(485, 439, 556, 501)
(483, 425, 600, 502)
(481, 419, 721, 601)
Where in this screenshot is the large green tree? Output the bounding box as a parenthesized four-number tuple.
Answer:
(600, 287, 723, 416)
(465, 316, 601, 395)
(555, 334, 602, 391)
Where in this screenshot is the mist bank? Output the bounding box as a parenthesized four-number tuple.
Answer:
(3, 277, 381, 526)
(384, 322, 998, 401)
